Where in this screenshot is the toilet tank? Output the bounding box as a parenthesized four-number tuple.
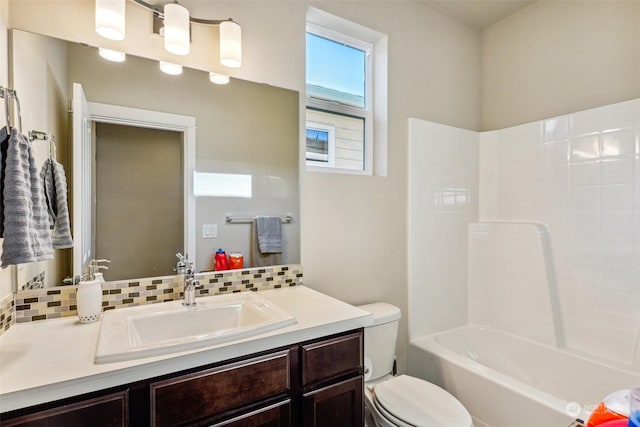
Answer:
(357, 303, 401, 382)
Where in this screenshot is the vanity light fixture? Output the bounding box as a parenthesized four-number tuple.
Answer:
(95, 0, 126, 41)
(219, 20, 242, 68)
(163, 2, 190, 56)
(209, 72, 230, 85)
(95, 0, 243, 70)
(160, 61, 183, 75)
(99, 47, 126, 62)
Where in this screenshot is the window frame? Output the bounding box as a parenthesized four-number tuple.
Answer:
(305, 23, 374, 175)
(305, 121, 336, 168)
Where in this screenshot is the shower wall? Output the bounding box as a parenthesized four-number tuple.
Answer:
(479, 99, 640, 367)
(408, 119, 479, 340)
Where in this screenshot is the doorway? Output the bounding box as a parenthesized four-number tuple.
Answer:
(94, 123, 183, 280)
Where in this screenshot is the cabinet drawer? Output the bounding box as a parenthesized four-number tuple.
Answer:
(151, 350, 291, 427)
(2, 390, 128, 427)
(301, 330, 363, 387)
(211, 400, 291, 427)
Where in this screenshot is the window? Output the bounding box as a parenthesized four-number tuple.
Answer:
(305, 122, 335, 167)
(306, 24, 372, 173)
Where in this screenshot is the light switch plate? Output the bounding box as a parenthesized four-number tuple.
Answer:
(203, 224, 218, 238)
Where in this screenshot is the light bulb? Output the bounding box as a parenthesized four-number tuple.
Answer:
(99, 48, 126, 62)
(160, 61, 183, 75)
(209, 72, 230, 85)
(164, 3, 190, 56)
(95, 0, 126, 41)
(220, 20, 242, 68)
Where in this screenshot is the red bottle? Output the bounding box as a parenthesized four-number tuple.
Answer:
(214, 248, 229, 271)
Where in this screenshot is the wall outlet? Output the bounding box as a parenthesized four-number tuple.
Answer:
(203, 224, 218, 238)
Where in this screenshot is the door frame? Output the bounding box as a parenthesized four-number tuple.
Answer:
(85, 102, 196, 273)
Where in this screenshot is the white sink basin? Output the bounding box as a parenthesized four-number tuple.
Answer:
(95, 292, 296, 364)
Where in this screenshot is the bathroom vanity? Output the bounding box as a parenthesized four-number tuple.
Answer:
(0, 286, 370, 426)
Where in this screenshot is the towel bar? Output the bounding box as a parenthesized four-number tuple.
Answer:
(225, 215, 293, 224)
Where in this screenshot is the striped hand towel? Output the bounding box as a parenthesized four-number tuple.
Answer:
(1, 126, 53, 267)
(41, 158, 73, 249)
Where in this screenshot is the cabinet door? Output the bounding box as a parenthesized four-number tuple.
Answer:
(211, 400, 291, 427)
(2, 390, 128, 427)
(302, 376, 363, 427)
(301, 331, 362, 388)
(151, 350, 290, 427)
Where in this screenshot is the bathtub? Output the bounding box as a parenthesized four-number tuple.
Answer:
(409, 325, 640, 427)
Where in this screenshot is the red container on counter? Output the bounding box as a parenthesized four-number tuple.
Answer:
(214, 248, 229, 271)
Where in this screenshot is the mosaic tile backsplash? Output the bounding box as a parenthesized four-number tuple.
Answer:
(0, 293, 15, 336)
(20, 271, 46, 291)
(10, 265, 303, 327)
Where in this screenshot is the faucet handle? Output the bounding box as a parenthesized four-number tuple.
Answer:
(85, 259, 111, 280)
(94, 259, 110, 272)
(175, 253, 190, 274)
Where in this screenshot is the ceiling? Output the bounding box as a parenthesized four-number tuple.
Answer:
(424, 0, 537, 29)
(144, 0, 536, 31)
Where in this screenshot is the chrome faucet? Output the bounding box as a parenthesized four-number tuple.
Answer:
(175, 253, 201, 306)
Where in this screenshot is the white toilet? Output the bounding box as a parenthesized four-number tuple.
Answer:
(358, 303, 473, 427)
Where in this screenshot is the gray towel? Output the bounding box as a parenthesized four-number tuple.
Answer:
(1, 126, 53, 267)
(252, 217, 282, 267)
(0, 132, 7, 238)
(41, 158, 73, 249)
(255, 216, 282, 253)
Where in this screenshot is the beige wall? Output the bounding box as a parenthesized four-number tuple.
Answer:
(483, 0, 640, 131)
(11, 30, 71, 289)
(95, 123, 183, 280)
(7, 0, 483, 373)
(299, 2, 482, 375)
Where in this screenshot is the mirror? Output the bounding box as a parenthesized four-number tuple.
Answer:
(10, 29, 300, 290)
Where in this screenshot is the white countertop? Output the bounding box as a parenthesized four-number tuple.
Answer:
(0, 286, 372, 413)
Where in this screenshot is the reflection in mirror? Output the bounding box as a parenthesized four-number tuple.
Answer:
(94, 123, 184, 280)
(10, 29, 300, 292)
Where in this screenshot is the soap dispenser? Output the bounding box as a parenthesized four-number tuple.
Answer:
(76, 259, 110, 323)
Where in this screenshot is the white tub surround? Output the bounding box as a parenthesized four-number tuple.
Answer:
(410, 326, 640, 427)
(408, 99, 640, 426)
(0, 285, 372, 413)
(408, 118, 479, 339)
(478, 99, 640, 366)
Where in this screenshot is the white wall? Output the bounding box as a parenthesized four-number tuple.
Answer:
(482, 0, 640, 131)
(468, 222, 560, 347)
(479, 99, 640, 367)
(409, 98, 640, 371)
(7, 0, 483, 371)
(408, 118, 479, 340)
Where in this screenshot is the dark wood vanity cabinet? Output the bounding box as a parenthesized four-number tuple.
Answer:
(302, 376, 364, 427)
(300, 332, 364, 427)
(150, 350, 292, 427)
(1, 390, 128, 427)
(1, 329, 363, 427)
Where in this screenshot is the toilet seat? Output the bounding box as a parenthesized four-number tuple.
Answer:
(371, 375, 473, 427)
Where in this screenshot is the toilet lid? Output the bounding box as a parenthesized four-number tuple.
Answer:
(372, 375, 472, 427)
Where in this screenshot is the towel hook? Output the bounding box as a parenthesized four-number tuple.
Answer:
(49, 135, 57, 159)
(13, 90, 22, 133)
(2, 88, 10, 130)
(0, 86, 23, 132)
